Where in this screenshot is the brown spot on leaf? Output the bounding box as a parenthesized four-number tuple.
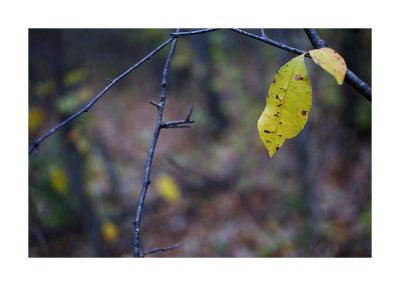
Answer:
(295, 74, 304, 81)
(277, 103, 282, 107)
(278, 134, 282, 137)
(276, 95, 280, 100)
(264, 130, 271, 133)
(276, 147, 280, 151)
(301, 110, 307, 116)
(272, 79, 276, 83)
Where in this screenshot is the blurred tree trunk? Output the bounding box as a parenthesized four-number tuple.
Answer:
(38, 30, 103, 256)
(194, 35, 228, 138)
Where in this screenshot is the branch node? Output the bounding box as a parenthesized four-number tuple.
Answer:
(185, 106, 193, 122)
(149, 100, 161, 109)
(160, 107, 195, 129)
(260, 28, 267, 39)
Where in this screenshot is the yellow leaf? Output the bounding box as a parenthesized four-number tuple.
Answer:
(29, 107, 44, 133)
(258, 54, 312, 157)
(101, 220, 119, 242)
(50, 166, 68, 195)
(155, 174, 182, 204)
(63, 68, 88, 87)
(309, 47, 347, 85)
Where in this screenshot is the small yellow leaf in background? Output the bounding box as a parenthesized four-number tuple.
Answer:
(309, 47, 347, 85)
(33, 80, 55, 98)
(101, 220, 119, 242)
(50, 166, 68, 195)
(29, 107, 44, 133)
(63, 68, 88, 87)
(258, 54, 312, 157)
(155, 173, 182, 204)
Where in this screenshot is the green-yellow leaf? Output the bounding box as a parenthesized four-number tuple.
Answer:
(257, 54, 312, 157)
(50, 166, 68, 195)
(101, 220, 119, 243)
(309, 47, 346, 85)
(155, 173, 182, 204)
(29, 106, 44, 134)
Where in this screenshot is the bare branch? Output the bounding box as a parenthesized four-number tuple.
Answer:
(143, 242, 181, 257)
(260, 28, 267, 38)
(304, 29, 327, 48)
(230, 28, 308, 56)
(304, 28, 371, 102)
(168, 28, 219, 37)
(133, 29, 185, 258)
(161, 106, 194, 129)
(185, 106, 193, 121)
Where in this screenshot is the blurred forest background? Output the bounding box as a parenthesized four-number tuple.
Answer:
(29, 29, 371, 257)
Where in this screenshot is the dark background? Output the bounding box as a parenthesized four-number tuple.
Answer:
(29, 29, 371, 257)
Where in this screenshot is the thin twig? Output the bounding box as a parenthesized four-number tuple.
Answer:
(161, 106, 194, 128)
(133, 29, 182, 258)
(185, 106, 193, 121)
(304, 28, 371, 102)
(230, 28, 308, 56)
(260, 28, 267, 38)
(28, 36, 176, 154)
(168, 28, 219, 37)
(143, 242, 181, 257)
(149, 100, 161, 109)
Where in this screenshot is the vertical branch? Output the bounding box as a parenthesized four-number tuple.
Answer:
(133, 29, 180, 258)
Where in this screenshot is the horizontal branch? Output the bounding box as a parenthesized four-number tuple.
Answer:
(143, 242, 181, 256)
(230, 28, 307, 56)
(161, 106, 194, 128)
(169, 28, 220, 37)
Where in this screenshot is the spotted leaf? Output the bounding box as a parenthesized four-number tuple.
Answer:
(257, 54, 312, 157)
